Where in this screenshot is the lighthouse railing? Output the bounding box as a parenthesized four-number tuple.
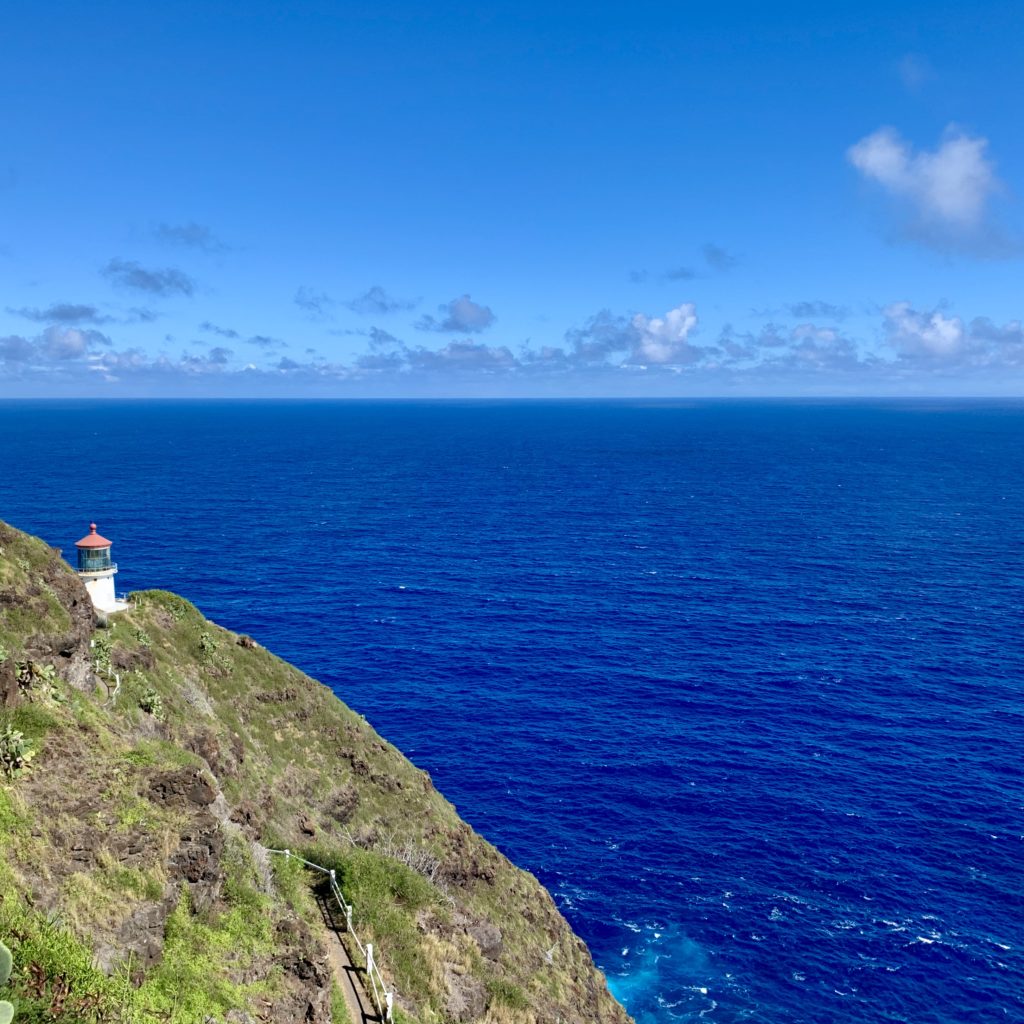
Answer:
(78, 560, 117, 575)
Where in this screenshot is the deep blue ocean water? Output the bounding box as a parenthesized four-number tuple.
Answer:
(1, 399, 1022, 1023)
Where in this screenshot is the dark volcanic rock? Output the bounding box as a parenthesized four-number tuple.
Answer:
(187, 728, 223, 774)
(112, 644, 156, 672)
(168, 819, 225, 909)
(326, 784, 359, 825)
(149, 768, 217, 808)
(229, 799, 268, 839)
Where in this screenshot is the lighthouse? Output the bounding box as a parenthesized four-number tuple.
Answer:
(75, 523, 129, 614)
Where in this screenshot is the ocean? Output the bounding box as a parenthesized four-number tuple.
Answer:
(1, 399, 1021, 1023)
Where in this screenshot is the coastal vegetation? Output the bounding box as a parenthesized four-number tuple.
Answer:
(0, 519, 629, 1023)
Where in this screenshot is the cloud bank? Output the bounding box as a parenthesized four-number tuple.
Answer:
(3, 298, 1024, 395)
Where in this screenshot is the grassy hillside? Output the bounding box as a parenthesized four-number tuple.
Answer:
(0, 520, 630, 1024)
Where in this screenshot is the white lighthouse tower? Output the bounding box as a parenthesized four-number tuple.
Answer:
(75, 523, 129, 614)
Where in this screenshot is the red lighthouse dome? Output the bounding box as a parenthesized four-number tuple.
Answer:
(75, 523, 112, 550)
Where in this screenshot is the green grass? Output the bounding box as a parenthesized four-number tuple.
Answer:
(269, 847, 322, 925)
(98, 864, 164, 902)
(0, 530, 73, 660)
(134, 837, 277, 1023)
(302, 844, 444, 1013)
(1, 704, 58, 742)
(487, 977, 529, 1011)
(331, 980, 354, 1024)
(0, 860, 128, 1024)
(0, 789, 25, 839)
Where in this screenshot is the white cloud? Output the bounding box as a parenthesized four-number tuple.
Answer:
(848, 126, 1000, 234)
(41, 326, 102, 360)
(630, 303, 698, 364)
(883, 302, 965, 358)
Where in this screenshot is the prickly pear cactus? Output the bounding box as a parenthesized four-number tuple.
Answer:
(0, 938, 13, 1023)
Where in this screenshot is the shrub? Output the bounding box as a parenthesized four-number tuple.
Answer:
(15, 662, 57, 701)
(138, 687, 163, 720)
(92, 636, 112, 677)
(0, 727, 35, 780)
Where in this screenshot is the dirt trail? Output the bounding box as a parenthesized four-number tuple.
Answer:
(316, 891, 381, 1024)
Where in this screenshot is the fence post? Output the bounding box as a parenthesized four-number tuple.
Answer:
(285, 849, 291, 860)
(367, 943, 374, 974)
(386, 991, 393, 1021)
(346, 905, 352, 931)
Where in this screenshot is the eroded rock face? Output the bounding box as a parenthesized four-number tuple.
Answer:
(326, 784, 360, 825)
(467, 919, 504, 961)
(25, 549, 96, 691)
(112, 644, 156, 672)
(445, 966, 487, 1022)
(113, 902, 170, 966)
(229, 799, 268, 839)
(149, 768, 218, 808)
(168, 819, 225, 910)
(443, 822, 499, 885)
(187, 727, 244, 778)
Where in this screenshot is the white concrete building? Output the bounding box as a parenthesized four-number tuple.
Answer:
(75, 523, 129, 614)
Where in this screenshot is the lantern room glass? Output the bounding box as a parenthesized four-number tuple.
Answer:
(78, 548, 113, 572)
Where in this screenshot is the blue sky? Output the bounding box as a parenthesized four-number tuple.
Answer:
(2, 0, 1023, 396)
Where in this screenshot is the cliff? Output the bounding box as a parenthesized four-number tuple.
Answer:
(0, 519, 631, 1024)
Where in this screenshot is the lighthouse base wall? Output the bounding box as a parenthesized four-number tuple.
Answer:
(83, 574, 128, 614)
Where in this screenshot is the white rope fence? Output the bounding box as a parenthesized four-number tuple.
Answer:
(267, 848, 395, 1022)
